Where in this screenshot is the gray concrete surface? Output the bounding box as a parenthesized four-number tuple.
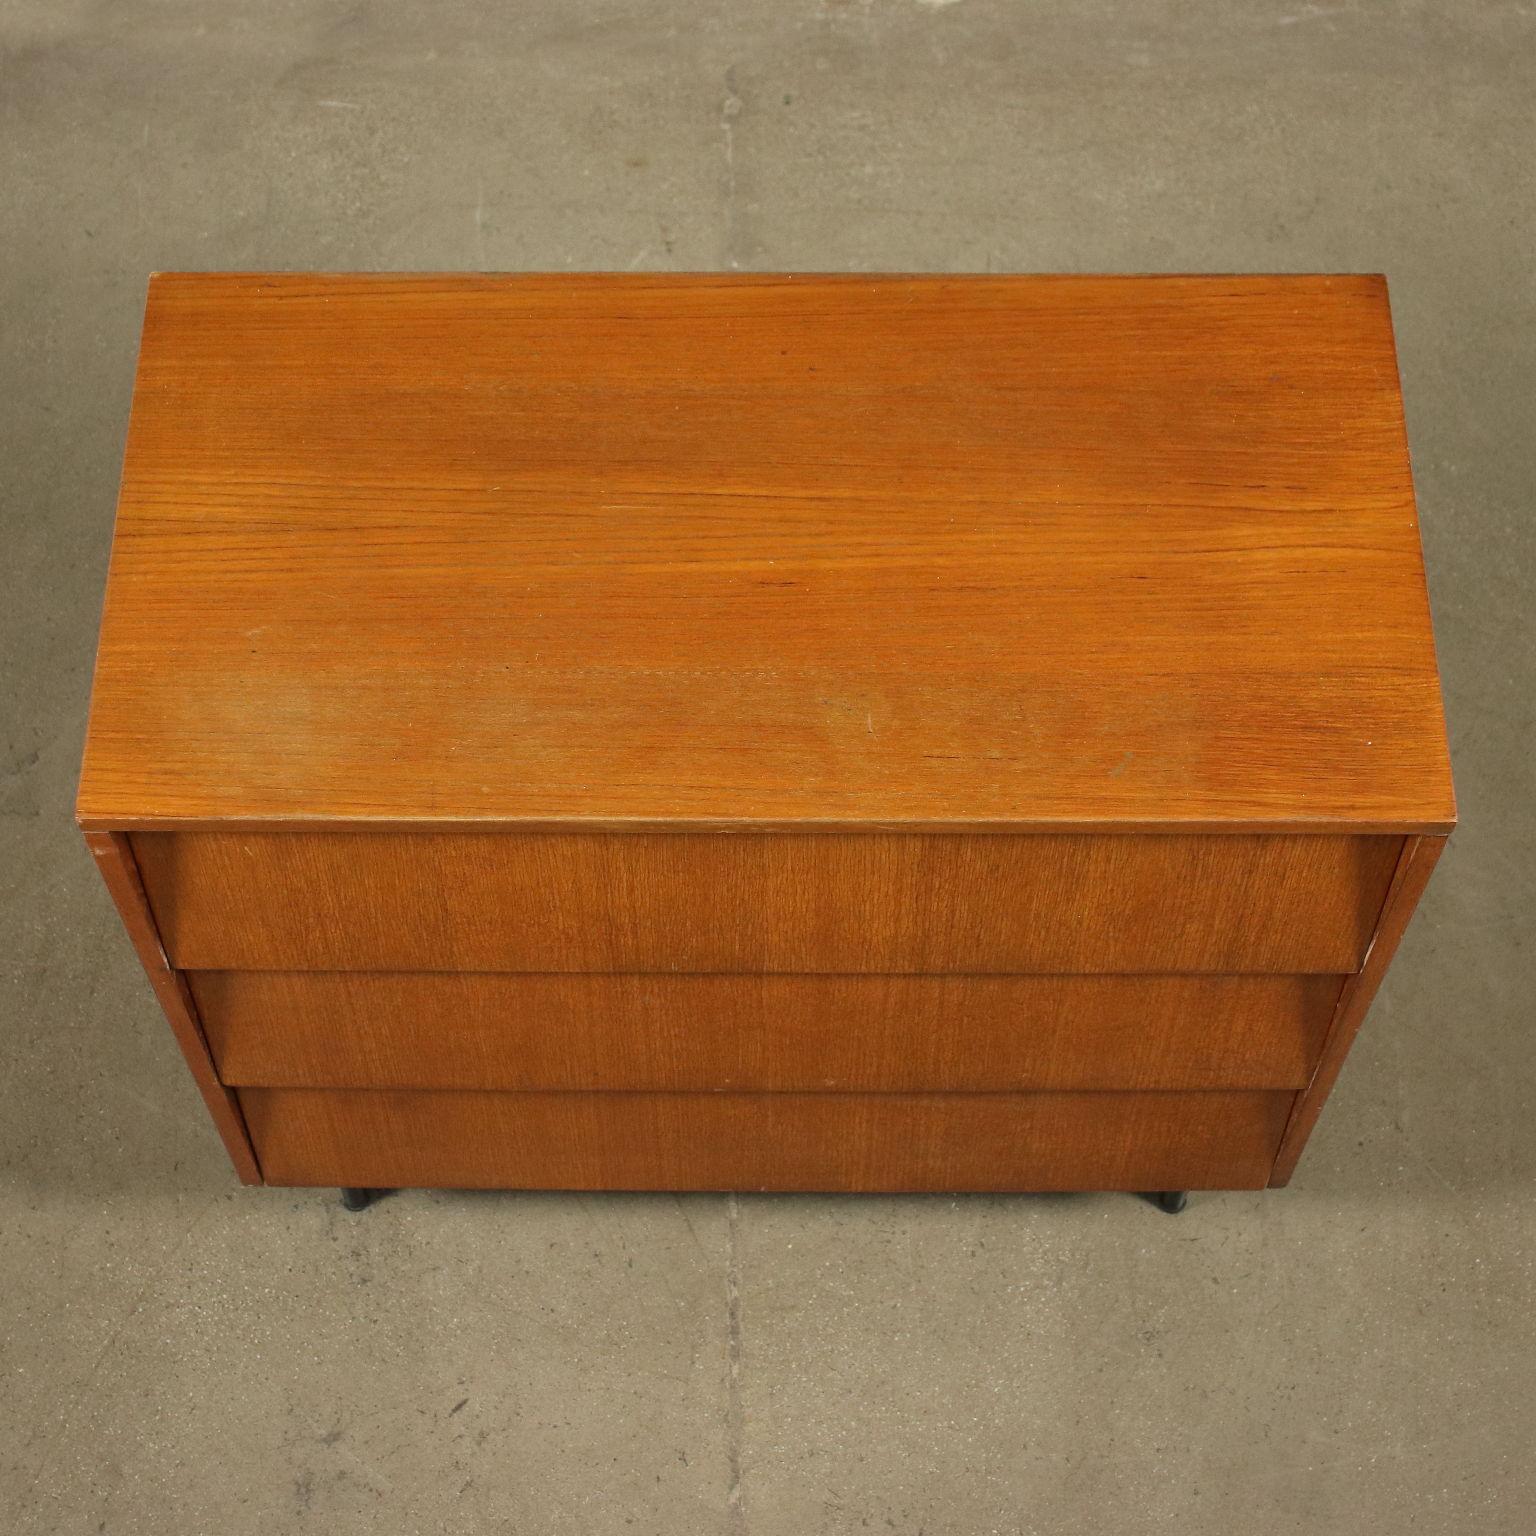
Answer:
(2, 1, 1532, 1530)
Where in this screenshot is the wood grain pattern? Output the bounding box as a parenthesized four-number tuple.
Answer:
(77, 273, 1453, 834)
(1269, 834, 1447, 1184)
(196, 970, 1340, 1092)
(83, 832, 262, 1184)
(240, 1086, 1294, 1192)
(78, 273, 1455, 1195)
(135, 830, 1401, 974)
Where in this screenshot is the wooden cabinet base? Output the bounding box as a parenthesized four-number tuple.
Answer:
(239, 1087, 1294, 1194)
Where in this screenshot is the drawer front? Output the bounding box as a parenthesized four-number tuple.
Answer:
(240, 1087, 1294, 1192)
(196, 971, 1341, 1092)
(136, 831, 1399, 973)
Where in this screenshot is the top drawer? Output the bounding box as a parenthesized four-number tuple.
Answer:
(131, 831, 1400, 974)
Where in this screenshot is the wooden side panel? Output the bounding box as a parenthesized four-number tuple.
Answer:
(135, 831, 1401, 975)
(83, 831, 262, 1184)
(195, 970, 1340, 1093)
(241, 1087, 1294, 1193)
(1269, 834, 1447, 1184)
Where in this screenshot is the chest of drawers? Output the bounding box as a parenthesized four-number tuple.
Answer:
(78, 272, 1454, 1199)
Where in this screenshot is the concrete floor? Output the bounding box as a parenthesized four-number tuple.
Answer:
(2, 1, 1533, 1530)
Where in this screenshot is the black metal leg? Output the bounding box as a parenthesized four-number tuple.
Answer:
(1143, 1190, 1189, 1215)
(339, 1187, 375, 1212)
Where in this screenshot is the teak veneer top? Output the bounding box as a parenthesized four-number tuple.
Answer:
(78, 272, 1453, 833)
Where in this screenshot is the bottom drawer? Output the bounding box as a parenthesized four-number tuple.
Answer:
(240, 1087, 1293, 1192)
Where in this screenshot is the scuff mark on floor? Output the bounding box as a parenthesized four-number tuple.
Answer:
(725, 1191, 746, 1532)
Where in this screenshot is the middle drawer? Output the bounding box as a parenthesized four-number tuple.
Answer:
(194, 971, 1341, 1093)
